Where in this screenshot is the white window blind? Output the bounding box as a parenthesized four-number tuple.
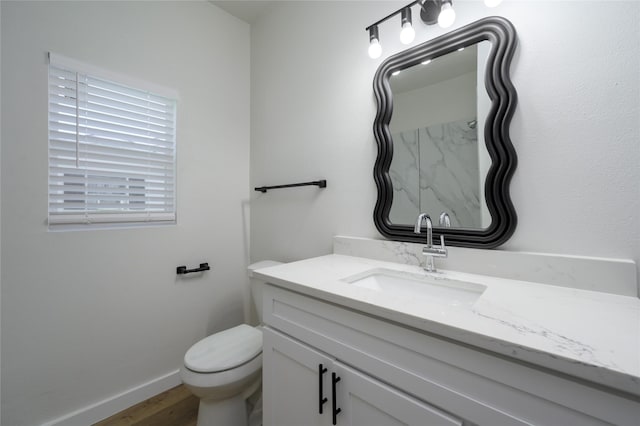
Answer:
(48, 54, 177, 227)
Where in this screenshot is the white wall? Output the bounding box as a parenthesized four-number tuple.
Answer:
(250, 1, 640, 285)
(1, 1, 250, 425)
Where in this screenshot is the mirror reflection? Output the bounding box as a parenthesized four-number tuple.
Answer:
(388, 41, 492, 229)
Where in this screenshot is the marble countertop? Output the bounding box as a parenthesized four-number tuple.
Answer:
(254, 254, 640, 397)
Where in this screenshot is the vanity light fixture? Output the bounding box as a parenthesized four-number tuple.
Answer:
(365, 0, 458, 58)
(365, 0, 502, 58)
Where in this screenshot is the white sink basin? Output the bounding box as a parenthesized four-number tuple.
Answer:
(343, 268, 487, 308)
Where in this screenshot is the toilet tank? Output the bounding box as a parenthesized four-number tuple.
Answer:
(247, 261, 283, 324)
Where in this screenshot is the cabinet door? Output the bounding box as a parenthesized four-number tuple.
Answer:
(263, 327, 332, 426)
(333, 361, 463, 426)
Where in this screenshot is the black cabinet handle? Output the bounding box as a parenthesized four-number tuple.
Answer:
(318, 364, 328, 414)
(331, 372, 342, 425)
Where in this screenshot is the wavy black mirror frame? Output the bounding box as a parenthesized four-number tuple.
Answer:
(373, 16, 518, 248)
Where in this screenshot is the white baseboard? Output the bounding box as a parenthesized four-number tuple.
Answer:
(40, 369, 182, 426)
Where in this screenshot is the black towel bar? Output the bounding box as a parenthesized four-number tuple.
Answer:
(254, 179, 327, 193)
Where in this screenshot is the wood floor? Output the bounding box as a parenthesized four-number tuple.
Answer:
(93, 385, 199, 426)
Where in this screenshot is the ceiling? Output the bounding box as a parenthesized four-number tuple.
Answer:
(210, 1, 278, 24)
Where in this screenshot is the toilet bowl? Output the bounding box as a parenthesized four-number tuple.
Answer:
(180, 261, 282, 426)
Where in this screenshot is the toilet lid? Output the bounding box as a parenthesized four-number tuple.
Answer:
(184, 324, 262, 373)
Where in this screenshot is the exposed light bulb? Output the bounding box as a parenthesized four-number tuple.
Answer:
(438, 2, 456, 28)
(400, 22, 415, 44)
(399, 8, 415, 45)
(368, 39, 382, 59)
(484, 0, 503, 7)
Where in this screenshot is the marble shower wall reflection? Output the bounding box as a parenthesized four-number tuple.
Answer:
(389, 118, 482, 228)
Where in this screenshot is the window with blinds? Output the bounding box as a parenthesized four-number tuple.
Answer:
(48, 53, 177, 227)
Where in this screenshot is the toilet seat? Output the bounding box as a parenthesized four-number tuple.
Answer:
(184, 324, 262, 373)
(180, 352, 262, 399)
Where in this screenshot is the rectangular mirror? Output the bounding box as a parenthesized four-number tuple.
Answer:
(388, 41, 492, 229)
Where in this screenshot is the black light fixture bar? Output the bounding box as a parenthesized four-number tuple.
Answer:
(365, 0, 421, 31)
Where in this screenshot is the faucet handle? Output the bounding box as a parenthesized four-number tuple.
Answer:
(414, 213, 430, 234)
(438, 212, 451, 253)
(439, 212, 451, 228)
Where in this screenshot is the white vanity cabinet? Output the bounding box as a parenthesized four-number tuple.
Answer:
(261, 283, 640, 426)
(263, 327, 462, 426)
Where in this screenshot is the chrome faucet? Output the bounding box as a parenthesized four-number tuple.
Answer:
(414, 213, 449, 272)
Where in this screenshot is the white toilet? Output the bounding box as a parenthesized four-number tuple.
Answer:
(180, 261, 282, 426)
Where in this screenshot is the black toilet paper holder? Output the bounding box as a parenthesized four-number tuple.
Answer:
(176, 263, 210, 275)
